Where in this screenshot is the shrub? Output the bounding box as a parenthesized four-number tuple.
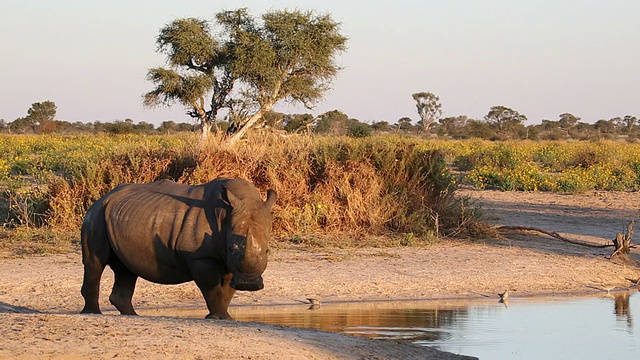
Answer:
(0, 133, 473, 241)
(10, 134, 640, 245)
(347, 122, 372, 138)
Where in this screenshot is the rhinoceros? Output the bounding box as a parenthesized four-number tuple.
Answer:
(80, 178, 277, 319)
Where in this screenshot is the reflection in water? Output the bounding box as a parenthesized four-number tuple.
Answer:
(614, 291, 632, 329)
(146, 291, 639, 359)
(232, 301, 470, 342)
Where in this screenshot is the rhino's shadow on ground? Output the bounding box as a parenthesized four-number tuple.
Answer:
(0, 301, 40, 314)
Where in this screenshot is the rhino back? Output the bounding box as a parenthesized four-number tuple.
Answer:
(102, 180, 224, 284)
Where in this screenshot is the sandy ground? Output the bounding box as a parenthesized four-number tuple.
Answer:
(1, 190, 639, 359)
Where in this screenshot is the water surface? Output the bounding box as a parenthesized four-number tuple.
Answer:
(233, 292, 638, 359)
(146, 291, 639, 359)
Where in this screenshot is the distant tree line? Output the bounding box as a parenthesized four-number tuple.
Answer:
(3, 100, 637, 141)
(0, 101, 197, 135)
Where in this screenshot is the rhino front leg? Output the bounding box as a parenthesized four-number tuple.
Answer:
(191, 261, 235, 319)
(202, 285, 235, 320)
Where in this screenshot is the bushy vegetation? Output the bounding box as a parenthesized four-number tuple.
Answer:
(3, 133, 640, 254)
(454, 140, 640, 193)
(0, 133, 477, 247)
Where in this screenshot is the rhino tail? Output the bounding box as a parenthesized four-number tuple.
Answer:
(265, 190, 277, 210)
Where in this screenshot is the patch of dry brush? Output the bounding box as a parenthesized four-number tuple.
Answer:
(4, 133, 479, 247)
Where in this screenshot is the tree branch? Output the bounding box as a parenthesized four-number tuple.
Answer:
(496, 225, 613, 248)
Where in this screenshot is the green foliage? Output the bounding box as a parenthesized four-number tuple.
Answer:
(283, 113, 313, 133)
(156, 18, 217, 67)
(462, 119, 495, 139)
(558, 113, 579, 130)
(27, 101, 57, 126)
(313, 110, 349, 134)
(454, 140, 640, 192)
(412, 92, 442, 131)
(347, 121, 372, 138)
(400, 232, 416, 246)
(8, 101, 58, 134)
(144, 17, 222, 126)
(145, 8, 347, 141)
(144, 68, 215, 111)
(484, 105, 527, 139)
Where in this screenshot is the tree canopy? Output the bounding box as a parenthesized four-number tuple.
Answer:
(9, 101, 58, 133)
(412, 92, 442, 132)
(484, 105, 527, 138)
(144, 8, 347, 143)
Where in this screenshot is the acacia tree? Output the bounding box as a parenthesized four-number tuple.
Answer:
(283, 113, 314, 133)
(558, 113, 579, 130)
(17, 101, 58, 133)
(412, 92, 442, 132)
(144, 8, 347, 143)
(438, 115, 468, 137)
(397, 117, 414, 132)
(614, 115, 638, 134)
(313, 110, 349, 134)
(484, 105, 527, 138)
(144, 18, 233, 137)
(28, 100, 57, 122)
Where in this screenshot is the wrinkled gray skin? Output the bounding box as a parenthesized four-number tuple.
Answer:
(80, 178, 277, 319)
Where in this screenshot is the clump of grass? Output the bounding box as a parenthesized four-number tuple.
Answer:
(1, 177, 49, 228)
(0, 227, 77, 258)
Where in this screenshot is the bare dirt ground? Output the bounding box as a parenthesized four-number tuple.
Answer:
(1, 190, 639, 359)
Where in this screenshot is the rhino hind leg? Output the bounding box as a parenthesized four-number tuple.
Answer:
(108, 257, 139, 316)
(80, 257, 107, 314)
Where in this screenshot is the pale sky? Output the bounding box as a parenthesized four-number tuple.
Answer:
(1, 0, 639, 126)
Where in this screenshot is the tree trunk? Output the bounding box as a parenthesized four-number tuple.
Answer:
(422, 118, 435, 133)
(610, 220, 636, 266)
(225, 106, 271, 146)
(200, 121, 212, 140)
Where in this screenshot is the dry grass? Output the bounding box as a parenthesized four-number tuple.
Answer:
(0, 132, 479, 253)
(0, 227, 77, 258)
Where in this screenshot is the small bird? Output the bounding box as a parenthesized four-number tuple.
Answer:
(500, 299, 509, 309)
(307, 298, 320, 306)
(602, 285, 616, 294)
(498, 290, 509, 301)
(307, 298, 321, 310)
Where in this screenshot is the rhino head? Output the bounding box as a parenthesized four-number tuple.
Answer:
(223, 184, 277, 291)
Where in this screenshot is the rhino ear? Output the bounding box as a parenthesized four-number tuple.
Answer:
(264, 190, 277, 210)
(225, 186, 242, 209)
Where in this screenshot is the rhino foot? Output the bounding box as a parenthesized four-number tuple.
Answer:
(80, 307, 102, 315)
(205, 312, 232, 320)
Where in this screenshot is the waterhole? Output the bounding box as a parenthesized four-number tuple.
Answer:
(144, 291, 639, 359)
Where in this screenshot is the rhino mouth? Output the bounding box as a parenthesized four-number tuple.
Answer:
(231, 273, 264, 291)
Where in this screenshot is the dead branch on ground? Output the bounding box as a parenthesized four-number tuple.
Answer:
(495, 225, 612, 248)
